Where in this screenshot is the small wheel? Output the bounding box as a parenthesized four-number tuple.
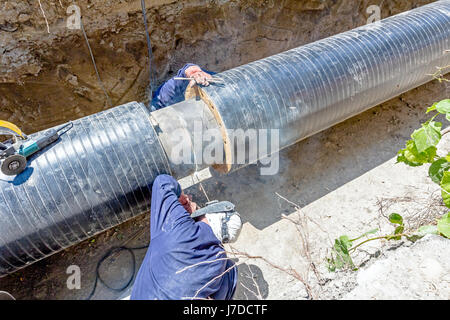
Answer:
(1, 154, 27, 176)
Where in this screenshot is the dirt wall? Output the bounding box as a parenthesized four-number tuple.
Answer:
(0, 0, 436, 133)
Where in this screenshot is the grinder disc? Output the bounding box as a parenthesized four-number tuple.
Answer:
(1, 154, 27, 176)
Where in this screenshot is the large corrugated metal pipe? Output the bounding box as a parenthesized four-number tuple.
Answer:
(192, 0, 450, 172)
(0, 1, 449, 277)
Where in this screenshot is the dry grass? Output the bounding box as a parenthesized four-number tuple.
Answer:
(376, 188, 447, 231)
(38, 0, 50, 33)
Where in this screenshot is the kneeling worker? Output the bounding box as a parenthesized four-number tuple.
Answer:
(131, 174, 242, 300)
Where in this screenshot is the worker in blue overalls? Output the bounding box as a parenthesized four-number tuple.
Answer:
(133, 65, 242, 299)
(150, 63, 214, 111)
(131, 174, 242, 300)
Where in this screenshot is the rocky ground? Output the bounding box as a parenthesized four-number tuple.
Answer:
(0, 0, 448, 300)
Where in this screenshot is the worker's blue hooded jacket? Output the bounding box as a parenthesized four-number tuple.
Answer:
(151, 63, 215, 110)
(131, 174, 237, 300)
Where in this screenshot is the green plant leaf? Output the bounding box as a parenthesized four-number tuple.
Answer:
(411, 121, 442, 154)
(426, 102, 437, 114)
(350, 228, 378, 242)
(397, 140, 436, 167)
(440, 172, 450, 208)
(327, 258, 336, 272)
(435, 99, 450, 114)
(394, 225, 404, 234)
(389, 213, 403, 225)
(331, 236, 354, 270)
(389, 225, 404, 241)
(361, 228, 378, 237)
(366, 228, 378, 235)
(428, 158, 450, 184)
(437, 212, 450, 238)
(338, 235, 352, 251)
(406, 234, 423, 242)
(417, 225, 438, 235)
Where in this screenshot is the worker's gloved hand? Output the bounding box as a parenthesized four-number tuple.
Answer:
(179, 192, 198, 214)
(185, 65, 212, 86)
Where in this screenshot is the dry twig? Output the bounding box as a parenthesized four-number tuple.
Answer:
(240, 264, 264, 300)
(38, 0, 50, 33)
(225, 248, 316, 300)
(276, 193, 325, 286)
(177, 192, 328, 300)
(376, 189, 446, 231)
(182, 261, 239, 300)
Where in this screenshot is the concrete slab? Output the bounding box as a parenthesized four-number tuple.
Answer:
(343, 235, 450, 300)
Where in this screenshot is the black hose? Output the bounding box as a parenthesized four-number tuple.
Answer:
(86, 244, 149, 300)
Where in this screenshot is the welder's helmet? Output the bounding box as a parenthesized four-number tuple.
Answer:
(191, 200, 242, 243)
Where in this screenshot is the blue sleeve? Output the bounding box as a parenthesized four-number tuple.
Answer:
(151, 63, 198, 110)
(150, 174, 190, 239)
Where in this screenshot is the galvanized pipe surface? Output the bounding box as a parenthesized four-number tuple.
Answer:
(150, 98, 224, 178)
(200, 0, 450, 171)
(0, 102, 171, 276)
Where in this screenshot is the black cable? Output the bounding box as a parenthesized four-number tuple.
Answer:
(141, 0, 154, 101)
(86, 244, 149, 300)
(79, 16, 113, 108)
